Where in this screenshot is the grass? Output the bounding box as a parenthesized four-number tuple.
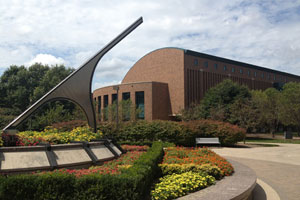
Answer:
(246, 137, 300, 144)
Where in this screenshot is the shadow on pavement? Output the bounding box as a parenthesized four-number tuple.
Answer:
(253, 183, 267, 200)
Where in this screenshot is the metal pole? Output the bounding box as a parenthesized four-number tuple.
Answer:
(116, 88, 119, 129)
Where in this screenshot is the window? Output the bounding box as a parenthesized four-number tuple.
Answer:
(247, 70, 250, 76)
(194, 59, 198, 66)
(261, 73, 264, 78)
(97, 96, 101, 114)
(135, 91, 144, 119)
(240, 69, 243, 74)
(112, 93, 117, 104)
(231, 67, 235, 73)
(214, 63, 218, 70)
(122, 92, 130, 100)
(254, 71, 257, 77)
(223, 65, 227, 71)
(267, 74, 270, 80)
(204, 61, 208, 68)
(274, 75, 276, 81)
(104, 95, 108, 121)
(122, 92, 131, 121)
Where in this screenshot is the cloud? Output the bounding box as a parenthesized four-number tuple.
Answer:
(26, 54, 66, 66)
(0, 0, 300, 90)
(93, 80, 121, 91)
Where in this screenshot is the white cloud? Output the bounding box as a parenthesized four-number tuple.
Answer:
(93, 80, 121, 91)
(0, 0, 300, 90)
(27, 54, 66, 66)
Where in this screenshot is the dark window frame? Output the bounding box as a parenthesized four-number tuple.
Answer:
(135, 91, 145, 119)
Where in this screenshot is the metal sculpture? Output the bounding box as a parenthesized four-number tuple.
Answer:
(3, 17, 143, 133)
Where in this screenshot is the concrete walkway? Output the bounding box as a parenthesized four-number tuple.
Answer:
(213, 143, 300, 200)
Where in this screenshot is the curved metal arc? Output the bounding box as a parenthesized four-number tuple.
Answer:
(3, 17, 143, 133)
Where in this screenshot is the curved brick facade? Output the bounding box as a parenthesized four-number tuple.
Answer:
(93, 47, 300, 121)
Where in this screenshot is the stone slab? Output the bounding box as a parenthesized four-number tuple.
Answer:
(53, 148, 91, 166)
(0, 151, 49, 170)
(90, 145, 115, 160)
(109, 143, 122, 156)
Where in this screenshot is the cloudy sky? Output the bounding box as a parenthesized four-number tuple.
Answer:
(1, 0, 300, 91)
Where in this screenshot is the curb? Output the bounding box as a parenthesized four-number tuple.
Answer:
(177, 159, 257, 200)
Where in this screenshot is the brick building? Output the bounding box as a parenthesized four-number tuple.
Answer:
(93, 47, 300, 121)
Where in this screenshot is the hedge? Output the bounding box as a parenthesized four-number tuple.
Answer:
(98, 120, 245, 146)
(0, 142, 164, 200)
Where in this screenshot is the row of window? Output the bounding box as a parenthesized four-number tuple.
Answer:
(194, 59, 287, 82)
(95, 91, 145, 120)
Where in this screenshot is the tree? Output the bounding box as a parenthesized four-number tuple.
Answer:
(279, 82, 300, 136)
(263, 88, 281, 137)
(0, 64, 74, 112)
(0, 63, 75, 130)
(198, 79, 251, 121)
(102, 99, 142, 122)
(229, 90, 263, 133)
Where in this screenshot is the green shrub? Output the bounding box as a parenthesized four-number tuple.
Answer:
(0, 173, 75, 200)
(181, 120, 246, 146)
(151, 171, 215, 200)
(0, 134, 3, 147)
(159, 163, 223, 180)
(99, 120, 245, 146)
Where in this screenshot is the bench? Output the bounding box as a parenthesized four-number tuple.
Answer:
(195, 137, 221, 147)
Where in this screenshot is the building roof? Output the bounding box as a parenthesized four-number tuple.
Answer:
(184, 49, 300, 79)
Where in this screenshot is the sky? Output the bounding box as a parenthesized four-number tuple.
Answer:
(1, 0, 300, 91)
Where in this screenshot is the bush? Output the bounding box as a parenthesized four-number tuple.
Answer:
(16, 126, 103, 146)
(159, 163, 223, 180)
(180, 120, 246, 146)
(99, 120, 245, 146)
(0, 142, 164, 200)
(0, 173, 76, 200)
(51, 120, 87, 131)
(151, 171, 215, 200)
(0, 134, 3, 147)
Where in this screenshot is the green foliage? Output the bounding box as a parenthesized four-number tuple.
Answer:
(99, 120, 245, 146)
(51, 120, 87, 131)
(101, 99, 142, 122)
(0, 142, 164, 200)
(0, 107, 17, 129)
(198, 79, 251, 120)
(151, 171, 215, 200)
(159, 163, 223, 179)
(0, 135, 3, 146)
(180, 79, 300, 135)
(0, 64, 76, 130)
(280, 82, 300, 128)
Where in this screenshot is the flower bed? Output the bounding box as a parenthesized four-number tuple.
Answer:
(151, 171, 215, 200)
(151, 146, 234, 199)
(39, 145, 148, 177)
(162, 147, 234, 176)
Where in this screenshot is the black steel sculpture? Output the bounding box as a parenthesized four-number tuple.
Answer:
(3, 17, 143, 133)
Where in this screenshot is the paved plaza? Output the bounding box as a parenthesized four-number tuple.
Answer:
(213, 143, 300, 200)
